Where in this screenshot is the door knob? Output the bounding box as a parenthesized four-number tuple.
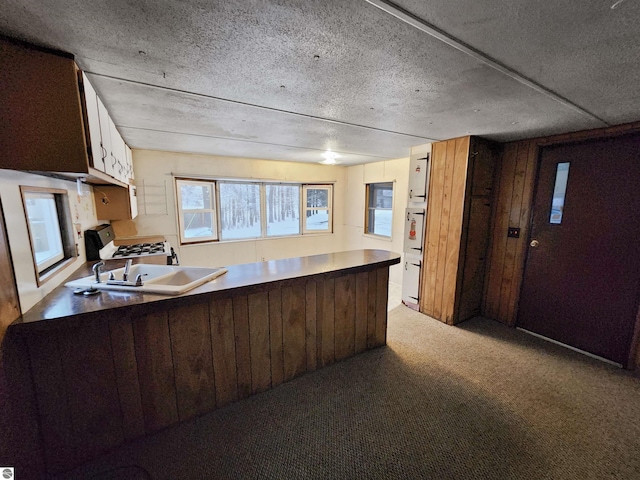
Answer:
(530, 239, 540, 248)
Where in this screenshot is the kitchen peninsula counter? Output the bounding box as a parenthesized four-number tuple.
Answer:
(10, 249, 400, 475)
(14, 249, 400, 330)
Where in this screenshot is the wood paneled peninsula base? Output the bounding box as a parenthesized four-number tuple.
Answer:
(11, 249, 400, 474)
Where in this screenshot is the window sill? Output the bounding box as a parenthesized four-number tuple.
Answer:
(362, 233, 393, 242)
(181, 231, 335, 247)
(36, 256, 77, 287)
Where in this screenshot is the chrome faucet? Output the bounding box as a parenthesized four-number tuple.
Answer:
(92, 261, 105, 283)
(122, 259, 133, 281)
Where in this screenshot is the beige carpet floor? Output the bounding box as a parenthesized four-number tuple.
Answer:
(55, 306, 640, 480)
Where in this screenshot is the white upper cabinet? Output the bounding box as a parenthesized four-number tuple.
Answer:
(82, 73, 105, 173)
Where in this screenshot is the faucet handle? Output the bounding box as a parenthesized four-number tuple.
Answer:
(108, 271, 115, 281)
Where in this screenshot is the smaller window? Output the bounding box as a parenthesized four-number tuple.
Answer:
(176, 179, 218, 244)
(21, 186, 76, 284)
(366, 182, 393, 238)
(303, 185, 333, 233)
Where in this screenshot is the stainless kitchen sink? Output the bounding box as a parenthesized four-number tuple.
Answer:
(65, 264, 227, 295)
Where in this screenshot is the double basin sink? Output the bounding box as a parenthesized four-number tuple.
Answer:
(65, 264, 228, 295)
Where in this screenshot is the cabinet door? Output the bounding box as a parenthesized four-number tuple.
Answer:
(81, 73, 105, 173)
(125, 145, 134, 181)
(403, 208, 425, 254)
(401, 258, 421, 306)
(408, 154, 429, 202)
(128, 185, 138, 219)
(108, 118, 126, 182)
(97, 96, 114, 177)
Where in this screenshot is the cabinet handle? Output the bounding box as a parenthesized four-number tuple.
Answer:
(111, 155, 117, 168)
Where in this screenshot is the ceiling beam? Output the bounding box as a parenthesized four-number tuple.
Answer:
(364, 0, 609, 127)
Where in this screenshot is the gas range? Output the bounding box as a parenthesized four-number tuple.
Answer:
(85, 224, 178, 264)
(111, 242, 168, 258)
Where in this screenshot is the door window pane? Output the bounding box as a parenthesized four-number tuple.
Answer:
(266, 185, 300, 236)
(219, 183, 261, 240)
(366, 182, 393, 237)
(550, 162, 570, 225)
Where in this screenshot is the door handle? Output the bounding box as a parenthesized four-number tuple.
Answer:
(530, 239, 540, 248)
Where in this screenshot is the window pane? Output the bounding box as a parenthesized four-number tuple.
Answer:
(370, 209, 392, 237)
(183, 212, 215, 239)
(306, 189, 328, 208)
(366, 182, 393, 237)
(219, 183, 261, 240)
(368, 182, 393, 208)
(266, 185, 300, 236)
(180, 183, 211, 210)
(550, 162, 570, 225)
(24, 192, 64, 272)
(305, 210, 329, 230)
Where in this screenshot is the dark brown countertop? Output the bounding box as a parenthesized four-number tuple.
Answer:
(12, 249, 400, 330)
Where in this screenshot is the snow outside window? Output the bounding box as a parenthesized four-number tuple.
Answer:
(219, 182, 262, 240)
(366, 182, 393, 238)
(266, 184, 300, 237)
(176, 179, 218, 244)
(303, 185, 332, 233)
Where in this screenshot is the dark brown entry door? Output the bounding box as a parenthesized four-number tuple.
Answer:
(517, 134, 640, 366)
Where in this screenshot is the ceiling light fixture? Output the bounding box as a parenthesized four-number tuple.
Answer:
(320, 150, 340, 165)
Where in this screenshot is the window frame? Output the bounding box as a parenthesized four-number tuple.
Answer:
(365, 182, 394, 239)
(175, 178, 333, 245)
(20, 185, 76, 286)
(175, 178, 219, 245)
(302, 184, 333, 234)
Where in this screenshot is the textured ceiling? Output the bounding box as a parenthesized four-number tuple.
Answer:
(1, 0, 638, 165)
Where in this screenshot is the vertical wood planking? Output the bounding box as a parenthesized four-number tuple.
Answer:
(355, 272, 369, 354)
(484, 142, 518, 320)
(366, 270, 378, 348)
(497, 141, 530, 322)
(506, 140, 539, 325)
(232, 296, 252, 399)
(375, 267, 389, 346)
(319, 277, 335, 366)
(421, 140, 446, 316)
(108, 314, 145, 441)
(441, 137, 470, 323)
(248, 292, 271, 394)
(132, 311, 178, 434)
(26, 332, 74, 472)
(268, 288, 284, 387)
(334, 274, 356, 360)
(58, 319, 123, 462)
(210, 297, 238, 407)
(282, 284, 307, 380)
(305, 281, 318, 372)
(433, 139, 457, 319)
(169, 302, 216, 421)
(483, 139, 539, 325)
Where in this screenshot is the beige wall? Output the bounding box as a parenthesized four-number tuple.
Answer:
(131, 150, 347, 268)
(343, 157, 409, 286)
(0, 169, 98, 313)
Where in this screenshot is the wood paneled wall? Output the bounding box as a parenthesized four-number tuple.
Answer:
(24, 266, 391, 474)
(420, 137, 470, 323)
(483, 139, 538, 326)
